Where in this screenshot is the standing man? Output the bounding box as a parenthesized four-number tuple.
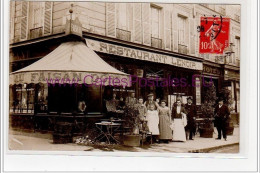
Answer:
(184, 97, 197, 140)
(125, 91, 137, 108)
(134, 97, 148, 132)
(214, 98, 230, 141)
(144, 93, 159, 110)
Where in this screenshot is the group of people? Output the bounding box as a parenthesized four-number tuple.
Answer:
(107, 92, 230, 143)
(138, 93, 197, 143)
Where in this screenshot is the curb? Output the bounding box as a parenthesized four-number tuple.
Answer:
(188, 142, 239, 153)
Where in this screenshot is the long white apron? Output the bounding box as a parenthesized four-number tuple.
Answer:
(172, 119, 186, 142)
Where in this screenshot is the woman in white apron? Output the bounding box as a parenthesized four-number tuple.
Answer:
(171, 99, 187, 142)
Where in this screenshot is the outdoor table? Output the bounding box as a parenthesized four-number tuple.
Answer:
(94, 122, 121, 144)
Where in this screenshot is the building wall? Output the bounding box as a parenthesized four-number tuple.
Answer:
(9, 2, 240, 67)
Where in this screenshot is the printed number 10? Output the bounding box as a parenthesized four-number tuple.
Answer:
(201, 42, 209, 49)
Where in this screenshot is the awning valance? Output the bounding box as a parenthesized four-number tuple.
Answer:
(10, 41, 130, 86)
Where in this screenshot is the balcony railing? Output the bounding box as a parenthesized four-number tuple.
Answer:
(29, 27, 43, 39)
(116, 28, 131, 42)
(151, 37, 162, 49)
(178, 44, 188, 54)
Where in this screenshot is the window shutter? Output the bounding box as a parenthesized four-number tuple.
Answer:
(133, 3, 142, 43)
(43, 2, 53, 35)
(172, 12, 178, 51)
(20, 1, 29, 40)
(164, 10, 171, 50)
(195, 16, 200, 56)
(189, 18, 195, 55)
(106, 3, 116, 37)
(142, 3, 151, 46)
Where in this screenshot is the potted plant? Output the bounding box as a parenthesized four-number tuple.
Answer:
(200, 82, 217, 138)
(122, 105, 141, 147)
(219, 88, 235, 135)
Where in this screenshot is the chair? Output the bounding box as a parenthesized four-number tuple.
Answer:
(139, 120, 152, 146)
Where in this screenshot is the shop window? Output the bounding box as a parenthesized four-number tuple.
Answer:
(86, 85, 102, 114)
(37, 83, 48, 113)
(11, 84, 35, 113)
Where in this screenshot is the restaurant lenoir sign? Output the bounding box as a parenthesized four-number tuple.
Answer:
(86, 39, 203, 71)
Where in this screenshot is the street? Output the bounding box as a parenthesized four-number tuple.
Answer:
(208, 144, 239, 153)
(8, 127, 239, 153)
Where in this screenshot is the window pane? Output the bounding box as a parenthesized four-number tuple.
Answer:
(118, 4, 127, 30)
(87, 85, 102, 113)
(151, 7, 159, 38)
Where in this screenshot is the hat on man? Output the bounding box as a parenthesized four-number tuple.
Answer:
(161, 99, 167, 103)
(147, 93, 154, 97)
(218, 97, 224, 102)
(187, 97, 193, 101)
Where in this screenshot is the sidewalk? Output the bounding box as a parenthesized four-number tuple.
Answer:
(8, 127, 239, 153)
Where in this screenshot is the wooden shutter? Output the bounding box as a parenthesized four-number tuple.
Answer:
(172, 12, 178, 52)
(189, 18, 195, 55)
(164, 10, 171, 50)
(106, 3, 116, 37)
(20, 1, 28, 40)
(10, 1, 16, 43)
(142, 3, 151, 46)
(43, 2, 52, 35)
(195, 16, 200, 56)
(133, 3, 142, 43)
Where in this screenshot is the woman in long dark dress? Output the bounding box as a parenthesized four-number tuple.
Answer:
(158, 100, 172, 143)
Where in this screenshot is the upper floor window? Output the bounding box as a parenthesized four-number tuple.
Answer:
(235, 37, 240, 61)
(31, 2, 43, 28)
(151, 6, 160, 38)
(117, 3, 128, 30)
(177, 16, 186, 45)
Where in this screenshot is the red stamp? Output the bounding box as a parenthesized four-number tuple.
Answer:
(199, 16, 230, 54)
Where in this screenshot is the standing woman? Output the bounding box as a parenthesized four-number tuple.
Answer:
(171, 98, 187, 142)
(158, 100, 172, 143)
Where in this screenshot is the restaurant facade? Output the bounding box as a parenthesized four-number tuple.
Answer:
(9, 2, 240, 130)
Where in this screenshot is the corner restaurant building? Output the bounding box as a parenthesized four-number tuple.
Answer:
(9, 26, 204, 130)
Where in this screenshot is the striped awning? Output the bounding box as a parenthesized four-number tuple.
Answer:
(10, 41, 130, 87)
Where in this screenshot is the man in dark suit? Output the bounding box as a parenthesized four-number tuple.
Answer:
(214, 98, 230, 141)
(185, 97, 197, 140)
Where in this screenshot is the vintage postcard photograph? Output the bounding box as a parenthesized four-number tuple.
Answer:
(8, 1, 241, 154)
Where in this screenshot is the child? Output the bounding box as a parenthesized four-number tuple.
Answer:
(146, 104, 160, 142)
